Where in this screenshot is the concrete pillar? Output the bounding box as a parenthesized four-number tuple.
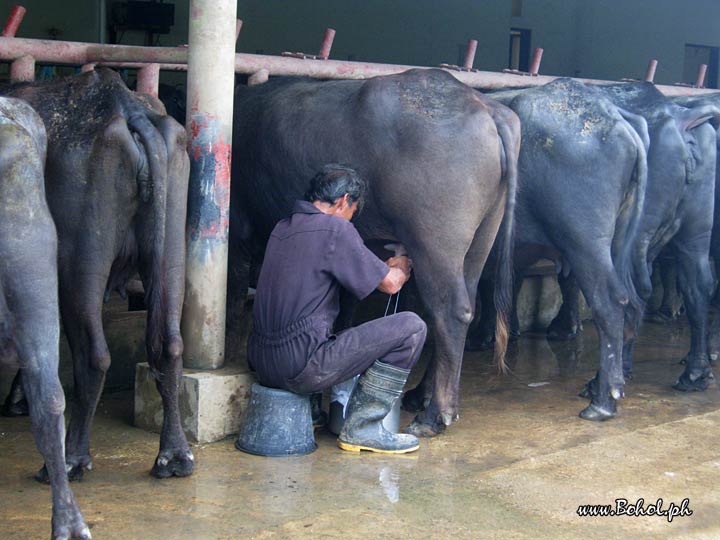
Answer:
(182, 0, 238, 370)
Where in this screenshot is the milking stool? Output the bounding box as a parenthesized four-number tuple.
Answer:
(235, 383, 317, 457)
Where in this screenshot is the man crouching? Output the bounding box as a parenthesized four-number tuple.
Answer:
(247, 164, 427, 453)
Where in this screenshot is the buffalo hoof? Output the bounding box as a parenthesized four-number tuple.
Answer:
(546, 325, 580, 342)
(401, 386, 428, 413)
(403, 417, 446, 438)
(312, 410, 328, 430)
(403, 404, 448, 438)
(673, 370, 713, 392)
(52, 510, 91, 540)
(579, 403, 616, 421)
(645, 310, 674, 324)
(464, 333, 494, 351)
(151, 449, 194, 479)
(35, 459, 91, 484)
(578, 377, 598, 399)
(1, 396, 28, 417)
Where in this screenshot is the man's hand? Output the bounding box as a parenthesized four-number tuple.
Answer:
(386, 255, 412, 276)
(378, 256, 412, 295)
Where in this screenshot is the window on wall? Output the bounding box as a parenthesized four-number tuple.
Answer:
(512, 0, 523, 17)
(509, 28, 531, 71)
(683, 44, 718, 89)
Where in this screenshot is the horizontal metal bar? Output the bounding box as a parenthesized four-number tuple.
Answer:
(0, 35, 716, 96)
(0, 36, 189, 64)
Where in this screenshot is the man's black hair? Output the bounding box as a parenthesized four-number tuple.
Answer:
(304, 164, 367, 213)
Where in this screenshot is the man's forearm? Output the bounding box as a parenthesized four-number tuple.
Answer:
(378, 267, 409, 295)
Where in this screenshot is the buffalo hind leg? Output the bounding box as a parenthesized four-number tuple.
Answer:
(672, 246, 714, 391)
(150, 346, 194, 478)
(547, 272, 584, 341)
(22, 365, 90, 540)
(147, 115, 194, 478)
(1, 369, 28, 417)
(571, 255, 626, 421)
(465, 275, 522, 351)
(36, 276, 110, 483)
(404, 200, 502, 436)
(404, 283, 472, 437)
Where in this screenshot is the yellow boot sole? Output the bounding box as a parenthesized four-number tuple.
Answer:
(337, 440, 420, 454)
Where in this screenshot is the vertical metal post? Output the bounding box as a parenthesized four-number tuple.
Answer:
(2, 5, 26, 37)
(463, 39, 478, 70)
(10, 54, 34, 81)
(137, 63, 160, 97)
(318, 28, 336, 59)
(645, 59, 657, 83)
(695, 63, 708, 88)
(529, 48, 543, 76)
(182, 0, 238, 370)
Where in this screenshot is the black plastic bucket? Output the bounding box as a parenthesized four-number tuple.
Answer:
(235, 383, 317, 457)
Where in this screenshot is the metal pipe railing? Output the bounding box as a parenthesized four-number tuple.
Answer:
(645, 59, 658, 83)
(318, 28, 336, 60)
(0, 27, 716, 97)
(463, 39, 478, 70)
(1, 5, 25, 38)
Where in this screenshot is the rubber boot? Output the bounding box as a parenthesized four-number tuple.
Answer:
(338, 360, 420, 454)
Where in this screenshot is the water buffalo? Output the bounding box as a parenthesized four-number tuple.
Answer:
(670, 93, 720, 360)
(567, 83, 719, 397)
(228, 68, 519, 436)
(470, 79, 650, 420)
(0, 97, 90, 539)
(536, 84, 720, 398)
(0, 69, 192, 479)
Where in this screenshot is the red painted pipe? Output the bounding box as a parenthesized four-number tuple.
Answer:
(2, 5, 26, 38)
(137, 63, 160, 97)
(530, 48, 543, 76)
(318, 28, 336, 60)
(645, 59, 658, 83)
(463, 39, 478, 70)
(695, 63, 708, 88)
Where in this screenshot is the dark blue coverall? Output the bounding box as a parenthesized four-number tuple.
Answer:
(248, 200, 427, 394)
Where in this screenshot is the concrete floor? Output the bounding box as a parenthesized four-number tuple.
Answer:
(1, 318, 720, 540)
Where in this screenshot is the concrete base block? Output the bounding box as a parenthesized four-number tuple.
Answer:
(134, 362, 255, 444)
